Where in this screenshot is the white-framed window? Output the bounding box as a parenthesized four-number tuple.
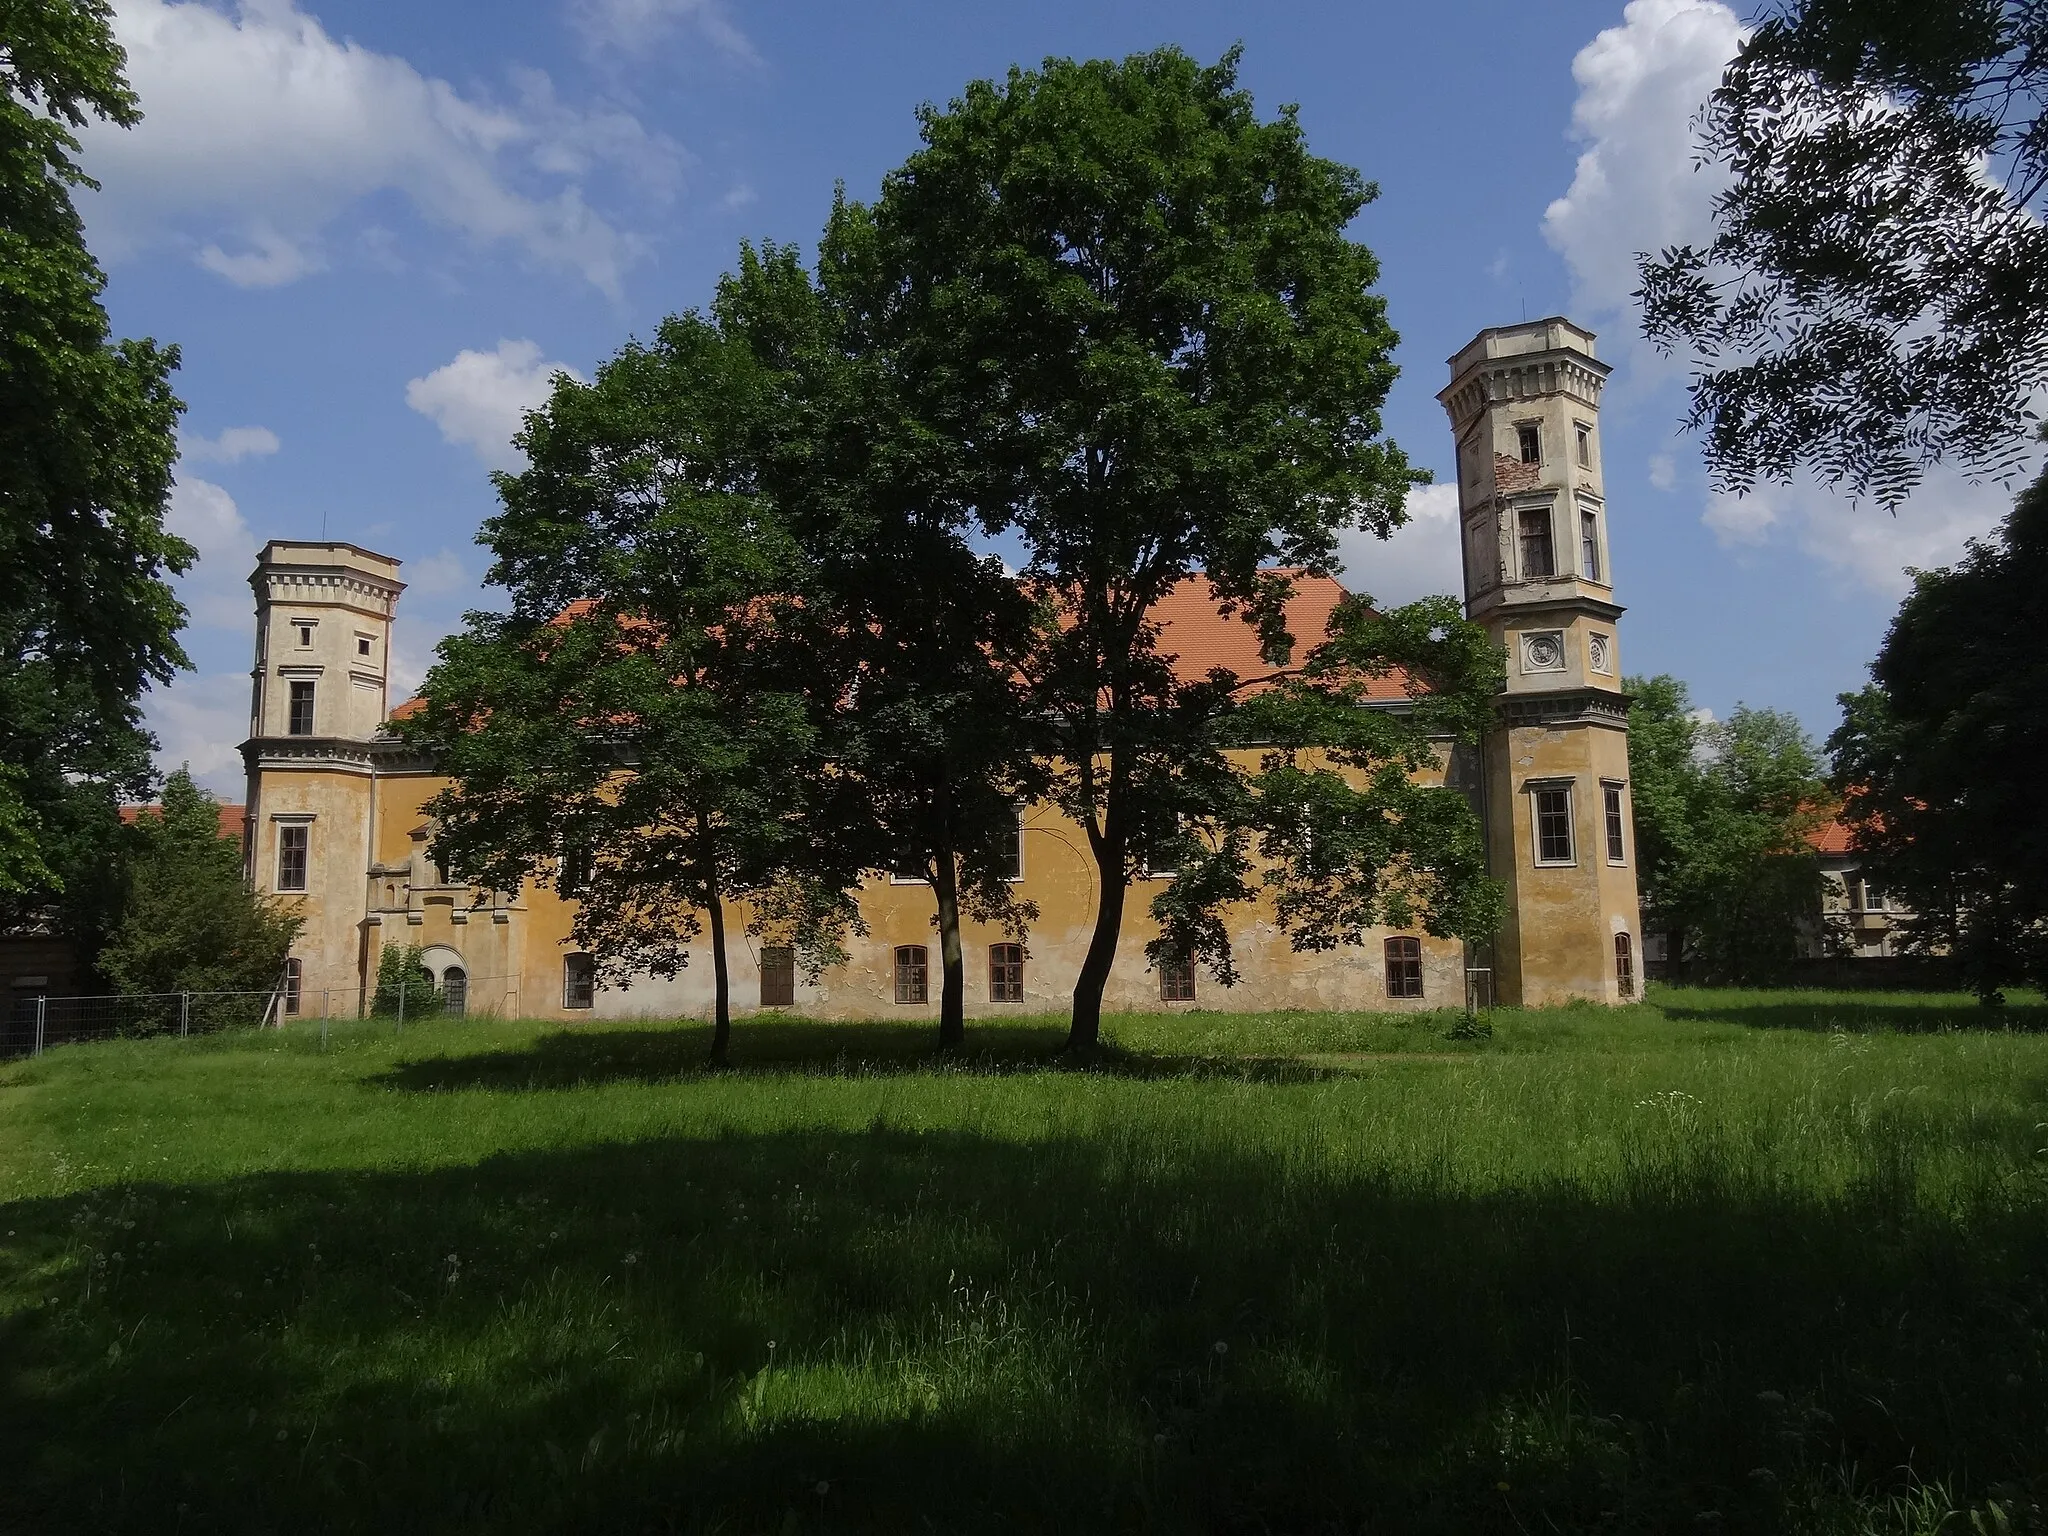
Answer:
(287, 680, 315, 736)
(1530, 782, 1575, 866)
(1602, 781, 1627, 864)
(295, 620, 316, 648)
(276, 824, 309, 891)
(1580, 509, 1602, 581)
(1575, 423, 1592, 468)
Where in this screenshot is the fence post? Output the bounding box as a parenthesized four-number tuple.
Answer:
(179, 991, 190, 1038)
(33, 995, 45, 1058)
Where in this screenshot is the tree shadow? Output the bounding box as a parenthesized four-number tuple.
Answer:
(1655, 990, 2048, 1035)
(3, 1122, 2044, 1533)
(374, 1018, 1346, 1093)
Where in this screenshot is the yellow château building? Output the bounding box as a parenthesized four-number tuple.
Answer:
(240, 319, 1642, 1020)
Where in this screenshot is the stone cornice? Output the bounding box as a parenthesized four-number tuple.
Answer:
(1437, 348, 1612, 434)
(1496, 687, 1632, 730)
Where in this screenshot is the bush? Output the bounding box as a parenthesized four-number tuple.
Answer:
(371, 944, 442, 1019)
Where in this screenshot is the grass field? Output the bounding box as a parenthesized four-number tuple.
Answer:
(2, 987, 2045, 1534)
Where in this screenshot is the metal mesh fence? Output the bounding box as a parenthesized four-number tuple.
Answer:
(1, 972, 528, 1060)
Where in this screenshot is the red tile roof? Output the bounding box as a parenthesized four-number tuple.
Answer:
(387, 572, 1416, 721)
(1148, 573, 1412, 697)
(122, 801, 247, 842)
(1805, 816, 1856, 855)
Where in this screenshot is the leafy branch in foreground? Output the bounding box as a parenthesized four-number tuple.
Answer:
(1637, 0, 2048, 504)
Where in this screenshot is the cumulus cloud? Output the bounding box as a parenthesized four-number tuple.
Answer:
(180, 424, 281, 465)
(1541, 0, 1745, 367)
(405, 548, 470, 595)
(148, 669, 253, 795)
(570, 0, 757, 62)
(1336, 482, 1464, 609)
(1703, 468, 2019, 596)
(165, 475, 261, 632)
(405, 339, 582, 471)
(81, 0, 684, 297)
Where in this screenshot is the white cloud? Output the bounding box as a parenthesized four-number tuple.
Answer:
(1702, 468, 2018, 595)
(1541, 0, 1745, 367)
(1647, 452, 1677, 491)
(148, 669, 252, 795)
(165, 475, 260, 631)
(180, 424, 281, 464)
(405, 339, 582, 471)
(406, 548, 469, 595)
(571, 0, 757, 62)
(82, 0, 685, 297)
(1336, 482, 1464, 608)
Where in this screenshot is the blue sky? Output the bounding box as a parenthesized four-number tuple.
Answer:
(82, 0, 2031, 793)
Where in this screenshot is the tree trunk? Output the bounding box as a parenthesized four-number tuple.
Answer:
(933, 846, 966, 1050)
(705, 875, 732, 1065)
(1068, 771, 1127, 1054)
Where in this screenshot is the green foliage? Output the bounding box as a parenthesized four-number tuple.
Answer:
(1829, 465, 2048, 998)
(849, 46, 1491, 1042)
(3, 993, 2046, 1531)
(1637, 0, 2048, 504)
(371, 944, 442, 1020)
(97, 769, 301, 997)
(1627, 675, 1833, 982)
(400, 310, 854, 1060)
(0, 1, 189, 903)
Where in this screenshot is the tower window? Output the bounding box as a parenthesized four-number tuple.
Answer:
(297, 624, 314, 647)
(894, 945, 929, 1004)
(1604, 783, 1627, 864)
(1384, 936, 1424, 999)
(562, 953, 595, 1009)
(1532, 784, 1575, 865)
(276, 825, 309, 891)
(760, 946, 795, 1008)
(1517, 424, 1541, 464)
(1159, 951, 1196, 1003)
(1518, 508, 1554, 579)
(989, 943, 1025, 1003)
(287, 680, 315, 735)
(358, 636, 372, 657)
(1576, 425, 1592, 467)
(1615, 933, 1636, 998)
(1580, 510, 1602, 581)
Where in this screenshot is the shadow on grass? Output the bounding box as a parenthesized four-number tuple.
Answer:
(374, 1018, 1348, 1093)
(4, 1122, 2046, 1534)
(1656, 989, 2048, 1036)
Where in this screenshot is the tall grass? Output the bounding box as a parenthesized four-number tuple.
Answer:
(1, 989, 2044, 1533)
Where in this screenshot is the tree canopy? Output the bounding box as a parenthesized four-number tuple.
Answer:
(1628, 675, 1834, 983)
(1829, 464, 2048, 998)
(98, 769, 301, 999)
(1637, 0, 2048, 504)
(849, 45, 1496, 1046)
(1, 1, 189, 922)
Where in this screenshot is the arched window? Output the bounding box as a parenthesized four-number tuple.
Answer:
(988, 943, 1024, 1003)
(442, 967, 467, 1017)
(1383, 936, 1423, 999)
(1615, 933, 1635, 999)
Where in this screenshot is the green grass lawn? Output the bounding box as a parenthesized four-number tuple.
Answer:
(3, 987, 2045, 1534)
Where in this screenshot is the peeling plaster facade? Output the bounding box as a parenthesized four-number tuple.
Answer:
(242, 318, 1641, 1021)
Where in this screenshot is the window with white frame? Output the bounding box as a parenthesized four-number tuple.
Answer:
(1602, 782, 1627, 864)
(1531, 783, 1575, 865)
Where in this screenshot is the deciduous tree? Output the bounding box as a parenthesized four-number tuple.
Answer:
(1829, 465, 2048, 999)
(1637, 0, 2048, 504)
(99, 769, 301, 999)
(1628, 675, 1833, 982)
(1, 1, 189, 901)
(854, 46, 1463, 1046)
